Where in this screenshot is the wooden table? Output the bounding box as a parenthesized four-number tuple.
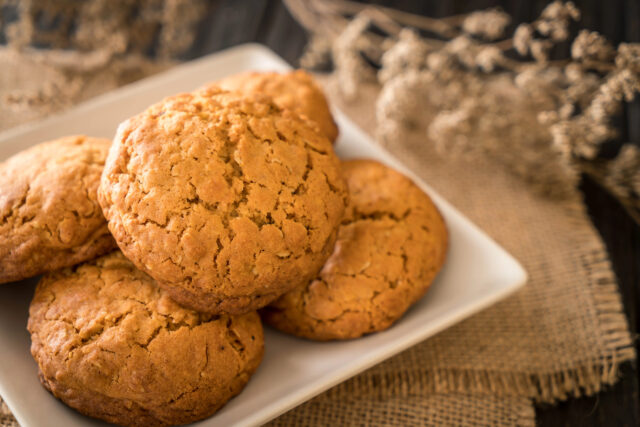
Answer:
(188, 1, 639, 425)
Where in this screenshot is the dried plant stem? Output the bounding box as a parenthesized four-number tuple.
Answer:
(284, 0, 464, 39)
(285, 0, 640, 224)
(320, 0, 466, 36)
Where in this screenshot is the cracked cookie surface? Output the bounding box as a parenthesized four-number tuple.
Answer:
(98, 87, 347, 314)
(0, 135, 116, 284)
(213, 70, 339, 143)
(262, 159, 448, 340)
(28, 251, 264, 427)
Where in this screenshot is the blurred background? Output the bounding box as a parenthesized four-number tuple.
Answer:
(0, 1, 638, 425)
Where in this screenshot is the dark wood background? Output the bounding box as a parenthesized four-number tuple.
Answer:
(183, 0, 640, 425)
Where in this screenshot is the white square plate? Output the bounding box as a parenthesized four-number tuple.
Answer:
(0, 44, 527, 427)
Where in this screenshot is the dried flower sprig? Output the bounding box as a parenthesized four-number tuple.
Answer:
(285, 0, 640, 221)
(0, 0, 207, 60)
(461, 8, 511, 41)
(572, 30, 616, 63)
(332, 15, 379, 99)
(0, 0, 203, 126)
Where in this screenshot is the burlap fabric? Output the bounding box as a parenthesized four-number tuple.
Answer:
(0, 53, 634, 426)
(327, 80, 636, 398)
(0, 401, 17, 427)
(268, 78, 637, 424)
(271, 393, 534, 426)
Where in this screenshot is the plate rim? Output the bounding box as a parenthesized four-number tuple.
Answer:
(0, 42, 528, 427)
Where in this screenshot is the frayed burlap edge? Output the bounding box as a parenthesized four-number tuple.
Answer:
(326, 357, 634, 404)
(317, 76, 636, 405)
(318, 160, 636, 405)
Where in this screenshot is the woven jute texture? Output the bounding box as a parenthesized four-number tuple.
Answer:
(269, 393, 535, 426)
(0, 54, 634, 426)
(312, 79, 636, 403)
(0, 401, 17, 427)
(259, 78, 636, 425)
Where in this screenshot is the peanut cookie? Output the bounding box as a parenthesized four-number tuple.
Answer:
(98, 88, 347, 314)
(0, 135, 116, 284)
(213, 70, 339, 143)
(262, 160, 448, 340)
(28, 251, 264, 427)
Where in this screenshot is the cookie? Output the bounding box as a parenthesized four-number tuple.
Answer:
(28, 251, 264, 427)
(98, 88, 347, 314)
(214, 70, 339, 143)
(0, 135, 116, 284)
(262, 160, 448, 340)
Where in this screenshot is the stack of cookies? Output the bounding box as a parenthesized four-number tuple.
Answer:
(0, 70, 447, 427)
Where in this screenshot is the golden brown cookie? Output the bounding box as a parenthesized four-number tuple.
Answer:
(262, 160, 448, 340)
(28, 251, 264, 427)
(98, 87, 347, 314)
(213, 70, 339, 143)
(0, 135, 116, 284)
